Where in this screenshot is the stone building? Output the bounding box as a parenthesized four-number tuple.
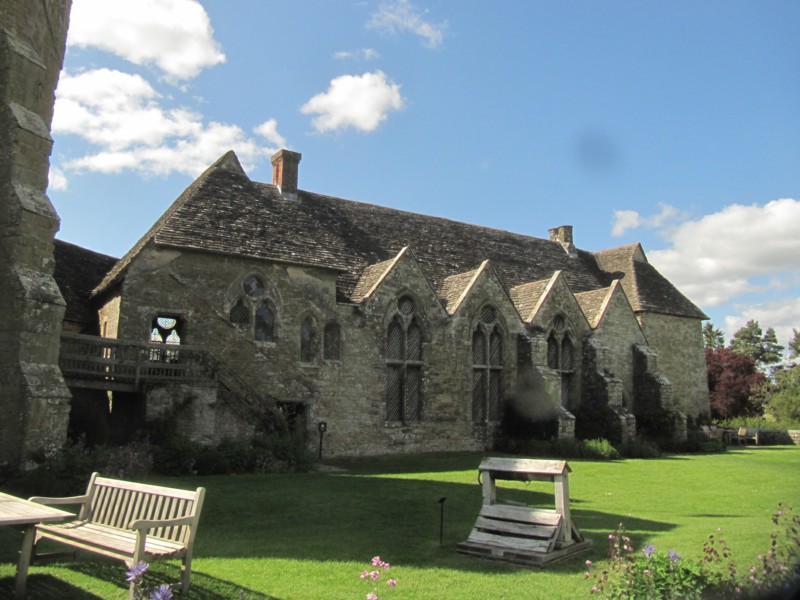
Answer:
(58, 149, 708, 457)
(1, 0, 72, 469)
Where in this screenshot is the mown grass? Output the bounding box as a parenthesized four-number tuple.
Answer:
(1, 446, 799, 599)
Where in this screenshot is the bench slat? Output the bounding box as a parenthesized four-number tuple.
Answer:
(473, 516, 559, 539)
(466, 530, 553, 552)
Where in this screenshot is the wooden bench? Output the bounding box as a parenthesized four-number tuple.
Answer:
(737, 427, 760, 445)
(25, 473, 205, 599)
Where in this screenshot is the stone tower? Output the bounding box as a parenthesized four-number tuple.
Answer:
(0, 0, 73, 469)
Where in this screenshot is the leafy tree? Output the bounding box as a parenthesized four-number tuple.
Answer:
(789, 328, 800, 362)
(763, 364, 800, 422)
(702, 322, 725, 349)
(760, 326, 783, 366)
(728, 320, 782, 367)
(729, 320, 763, 359)
(705, 347, 766, 419)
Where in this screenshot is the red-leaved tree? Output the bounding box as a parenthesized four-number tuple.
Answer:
(706, 347, 766, 418)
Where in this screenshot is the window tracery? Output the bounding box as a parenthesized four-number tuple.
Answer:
(229, 274, 278, 342)
(472, 304, 503, 423)
(385, 295, 424, 423)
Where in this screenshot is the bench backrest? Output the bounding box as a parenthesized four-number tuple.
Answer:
(82, 473, 205, 545)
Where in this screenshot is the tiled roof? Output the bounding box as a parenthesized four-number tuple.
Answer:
(95, 151, 706, 321)
(594, 244, 707, 319)
(53, 239, 118, 326)
(509, 279, 552, 322)
(440, 266, 482, 315)
(575, 287, 612, 328)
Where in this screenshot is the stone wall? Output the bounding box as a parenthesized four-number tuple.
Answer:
(638, 313, 709, 417)
(101, 246, 532, 456)
(0, 0, 72, 468)
(586, 285, 648, 410)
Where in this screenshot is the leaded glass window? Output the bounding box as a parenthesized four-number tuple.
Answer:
(229, 274, 278, 342)
(300, 317, 317, 363)
(385, 299, 425, 424)
(472, 305, 504, 423)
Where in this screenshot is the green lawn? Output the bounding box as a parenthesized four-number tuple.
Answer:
(2, 446, 799, 599)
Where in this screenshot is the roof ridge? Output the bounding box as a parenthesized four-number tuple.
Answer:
(93, 150, 249, 295)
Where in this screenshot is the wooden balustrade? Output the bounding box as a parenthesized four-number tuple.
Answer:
(59, 332, 206, 391)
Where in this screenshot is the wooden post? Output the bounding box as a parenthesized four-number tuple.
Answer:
(554, 473, 571, 544)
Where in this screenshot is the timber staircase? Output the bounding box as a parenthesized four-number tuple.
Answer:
(59, 333, 284, 430)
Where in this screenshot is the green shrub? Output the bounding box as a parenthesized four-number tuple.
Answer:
(152, 435, 204, 475)
(618, 437, 662, 458)
(17, 438, 105, 496)
(574, 402, 622, 445)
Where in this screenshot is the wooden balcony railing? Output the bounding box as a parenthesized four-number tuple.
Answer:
(59, 332, 207, 391)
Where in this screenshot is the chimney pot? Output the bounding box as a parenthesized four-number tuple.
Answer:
(271, 149, 302, 196)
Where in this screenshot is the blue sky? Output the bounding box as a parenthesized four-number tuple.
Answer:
(49, 0, 800, 349)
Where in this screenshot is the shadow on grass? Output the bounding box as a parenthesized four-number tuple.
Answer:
(183, 470, 676, 573)
(0, 561, 279, 599)
(0, 573, 103, 599)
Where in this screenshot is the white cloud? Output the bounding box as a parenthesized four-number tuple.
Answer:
(723, 296, 800, 350)
(48, 166, 68, 191)
(611, 210, 642, 236)
(648, 198, 800, 309)
(52, 69, 281, 178)
(367, 0, 447, 48)
(334, 48, 381, 61)
(301, 71, 405, 133)
(611, 203, 679, 236)
(67, 0, 225, 81)
(253, 119, 287, 148)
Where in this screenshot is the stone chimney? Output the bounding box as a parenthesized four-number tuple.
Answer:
(271, 149, 302, 197)
(549, 225, 577, 257)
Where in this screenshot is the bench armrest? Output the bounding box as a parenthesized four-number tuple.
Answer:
(129, 515, 196, 530)
(28, 494, 90, 506)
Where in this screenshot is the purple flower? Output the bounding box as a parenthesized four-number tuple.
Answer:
(643, 544, 656, 557)
(150, 584, 173, 600)
(370, 570, 380, 582)
(668, 550, 681, 563)
(372, 556, 382, 566)
(386, 579, 397, 587)
(126, 561, 149, 582)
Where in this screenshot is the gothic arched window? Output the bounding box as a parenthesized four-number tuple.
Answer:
(385, 296, 424, 423)
(547, 314, 575, 408)
(300, 317, 318, 363)
(472, 305, 504, 423)
(229, 274, 278, 342)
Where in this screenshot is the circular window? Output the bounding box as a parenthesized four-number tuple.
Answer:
(243, 275, 266, 298)
(398, 295, 414, 315)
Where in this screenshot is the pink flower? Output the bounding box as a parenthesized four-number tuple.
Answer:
(387, 579, 397, 587)
(372, 556, 382, 566)
(381, 561, 391, 570)
(366, 594, 378, 600)
(584, 571, 591, 578)
(585, 560, 593, 566)
(360, 571, 369, 580)
(370, 570, 380, 582)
